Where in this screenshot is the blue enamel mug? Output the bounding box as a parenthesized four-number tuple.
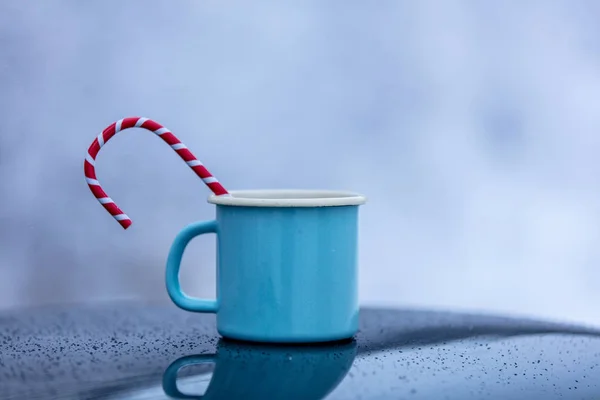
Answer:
(165, 189, 367, 343)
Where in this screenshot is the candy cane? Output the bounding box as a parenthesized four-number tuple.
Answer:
(84, 117, 229, 230)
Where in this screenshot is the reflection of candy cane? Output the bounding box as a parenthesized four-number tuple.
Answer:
(84, 117, 229, 230)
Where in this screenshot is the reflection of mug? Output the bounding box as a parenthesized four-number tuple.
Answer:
(162, 339, 357, 400)
(166, 190, 367, 343)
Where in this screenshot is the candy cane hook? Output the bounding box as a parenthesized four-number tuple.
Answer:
(84, 117, 229, 229)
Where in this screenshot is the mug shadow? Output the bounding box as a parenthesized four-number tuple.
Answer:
(356, 307, 600, 353)
(161, 308, 600, 400)
(162, 338, 357, 400)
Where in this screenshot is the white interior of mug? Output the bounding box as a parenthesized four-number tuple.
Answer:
(207, 189, 367, 207)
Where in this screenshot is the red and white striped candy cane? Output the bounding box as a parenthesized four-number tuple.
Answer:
(84, 117, 229, 229)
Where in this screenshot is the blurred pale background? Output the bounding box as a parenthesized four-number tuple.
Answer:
(1, 1, 599, 326)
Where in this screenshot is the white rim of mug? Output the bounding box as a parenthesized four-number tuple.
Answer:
(207, 189, 367, 207)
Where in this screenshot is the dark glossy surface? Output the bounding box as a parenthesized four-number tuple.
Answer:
(1, 303, 600, 399)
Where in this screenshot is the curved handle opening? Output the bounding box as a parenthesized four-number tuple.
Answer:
(166, 220, 218, 313)
(162, 354, 215, 399)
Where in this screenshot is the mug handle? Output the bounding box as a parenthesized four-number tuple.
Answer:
(162, 354, 215, 399)
(166, 220, 218, 313)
